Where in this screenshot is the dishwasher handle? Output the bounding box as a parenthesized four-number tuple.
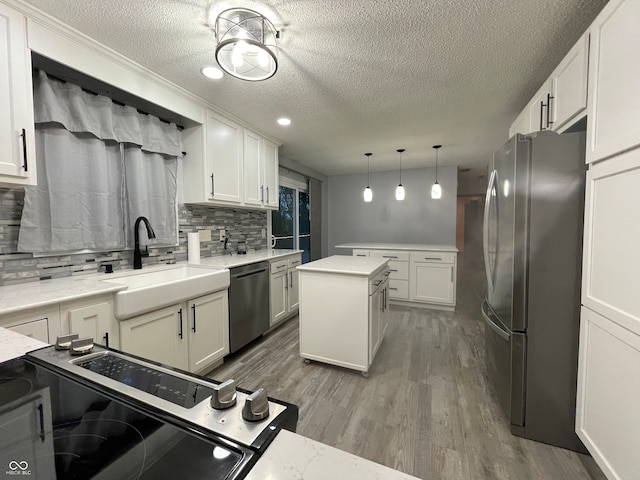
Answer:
(232, 267, 268, 280)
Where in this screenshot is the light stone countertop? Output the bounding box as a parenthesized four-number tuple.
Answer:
(0, 249, 302, 316)
(196, 249, 302, 269)
(296, 255, 388, 276)
(0, 327, 48, 363)
(335, 242, 458, 252)
(246, 429, 420, 480)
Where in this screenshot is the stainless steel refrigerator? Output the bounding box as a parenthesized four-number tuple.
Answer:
(481, 131, 587, 452)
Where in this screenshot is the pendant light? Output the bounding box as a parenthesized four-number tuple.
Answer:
(363, 153, 373, 202)
(395, 148, 405, 201)
(431, 145, 442, 199)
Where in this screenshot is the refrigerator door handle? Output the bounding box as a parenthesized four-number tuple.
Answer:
(482, 299, 509, 341)
(483, 169, 497, 295)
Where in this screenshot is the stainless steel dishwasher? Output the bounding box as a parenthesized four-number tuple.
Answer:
(228, 261, 270, 353)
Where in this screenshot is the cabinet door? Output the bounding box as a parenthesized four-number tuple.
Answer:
(206, 110, 243, 203)
(368, 288, 382, 363)
(6, 318, 49, 343)
(262, 138, 279, 209)
(187, 291, 229, 374)
(243, 129, 263, 206)
(67, 302, 113, 348)
(550, 33, 589, 132)
(527, 80, 552, 134)
(120, 304, 188, 370)
(270, 270, 288, 325)
(582, 147, 640, 332)
(586, 0, 640, 163)
(287, 268, 300, 313)
(0, 3, 36, 185)
(576, 306, 640, 480)
(411, 262, 455, 305)
(0, 390, 55, 477)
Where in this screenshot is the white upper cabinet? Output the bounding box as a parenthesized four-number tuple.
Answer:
(205, 110, 244, 204)
(586, 0, 640, 163)
(0, 3, 36, 186)
(244, 129, 279, 209)
(550, 33, 589, 132)
(262, 138, 279, 209)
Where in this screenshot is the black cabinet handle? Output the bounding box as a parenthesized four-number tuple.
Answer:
(37, 404, 45, 442)
(103, 332, 109, 348)
(178, 308, 183, 339)
(266, 186, 270, 203)
(261, 185, 264, 202)
(539, 101, 545, 131)
(546, 93, 554, 127)
(210, 173, 215, 196)
(192, 304, 196, 332)
(382, 255, 398, 259)
(289, 271, 293, 288)
(21, 129, 28, 172)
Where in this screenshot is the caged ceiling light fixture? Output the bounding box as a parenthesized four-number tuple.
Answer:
(213, 8, 279, 81)
(431, 145, 442, 199)
(395, 148, 406, 201)
(363, 153, 373, 202)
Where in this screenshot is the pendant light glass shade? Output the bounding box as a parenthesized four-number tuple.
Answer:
(395, 148, 405, 201)
(214, 8, 279, 81)
(431, 145, 442, 199)
(364, 153, 373, 202)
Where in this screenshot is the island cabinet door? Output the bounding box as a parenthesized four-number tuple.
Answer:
(410, 253, 456, 305)
(270, 270, 288, 326)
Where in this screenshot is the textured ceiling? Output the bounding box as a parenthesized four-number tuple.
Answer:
(20, 0, 607, 176)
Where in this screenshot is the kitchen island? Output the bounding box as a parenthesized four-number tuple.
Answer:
(335, 242, 458, 310)
(297, 255, 391, 376)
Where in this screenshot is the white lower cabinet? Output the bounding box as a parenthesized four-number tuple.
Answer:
(120, 303, 189, 370)
(576, 306, 640, 480)
(351, 248, 456, 308)
(61, 297, 116, 348)
(186, 291, 229, 373)
(269, 254, 301, 327)
(0, 387, 55, 477)
(410, 253, 456, 306)
(298, 262, 390, 375)
(0, 306, 60, 343)
(120, 290, 229, 374)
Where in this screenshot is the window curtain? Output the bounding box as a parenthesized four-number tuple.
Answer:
(309, 178, 322, 261)
(18, 71, 180, 253)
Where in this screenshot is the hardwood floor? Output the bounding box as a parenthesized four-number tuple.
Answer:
(210, 261, 606, 480)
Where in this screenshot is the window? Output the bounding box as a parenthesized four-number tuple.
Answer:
(272, 179, 310, 263)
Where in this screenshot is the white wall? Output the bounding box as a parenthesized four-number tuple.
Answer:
(327, 166, 457, 255)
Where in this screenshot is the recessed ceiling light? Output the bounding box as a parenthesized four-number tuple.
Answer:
(277, 118, 291, 126)
(201, 66, 223, 80)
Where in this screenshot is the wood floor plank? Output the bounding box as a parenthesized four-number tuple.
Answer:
(209, 260, 607, 480)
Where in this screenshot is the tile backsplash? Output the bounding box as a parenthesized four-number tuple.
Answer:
(0, 188, 267, 286)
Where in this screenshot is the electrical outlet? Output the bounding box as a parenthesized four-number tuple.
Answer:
(261, 228, 266, 238)
(219, 229, 225, 241)
(199, 229, 211, 242)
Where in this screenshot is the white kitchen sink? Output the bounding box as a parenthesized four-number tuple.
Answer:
(105, 266, 230, 319)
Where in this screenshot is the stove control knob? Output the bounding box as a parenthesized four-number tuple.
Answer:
(210, 379, 237, 410)
(70, 337, 94, 355)
(55, 333, 79, 350)
(242, 388, 270, 422)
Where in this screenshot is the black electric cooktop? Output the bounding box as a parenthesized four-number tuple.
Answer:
(0, 357, 251, 480)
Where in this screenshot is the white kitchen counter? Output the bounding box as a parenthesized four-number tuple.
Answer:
(296, 255, 388, 276)
(0, 249, 301, 316)
(246, 429, 419, 480)
(196, 249, 302, 269)
(336, 242, 458, 252)
(0, 327, 48, 363)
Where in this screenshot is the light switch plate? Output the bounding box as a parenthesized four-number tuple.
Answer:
(219, 229, 225, 241)
(199, 229, 211, 242)
(261, 229, 266, 238)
